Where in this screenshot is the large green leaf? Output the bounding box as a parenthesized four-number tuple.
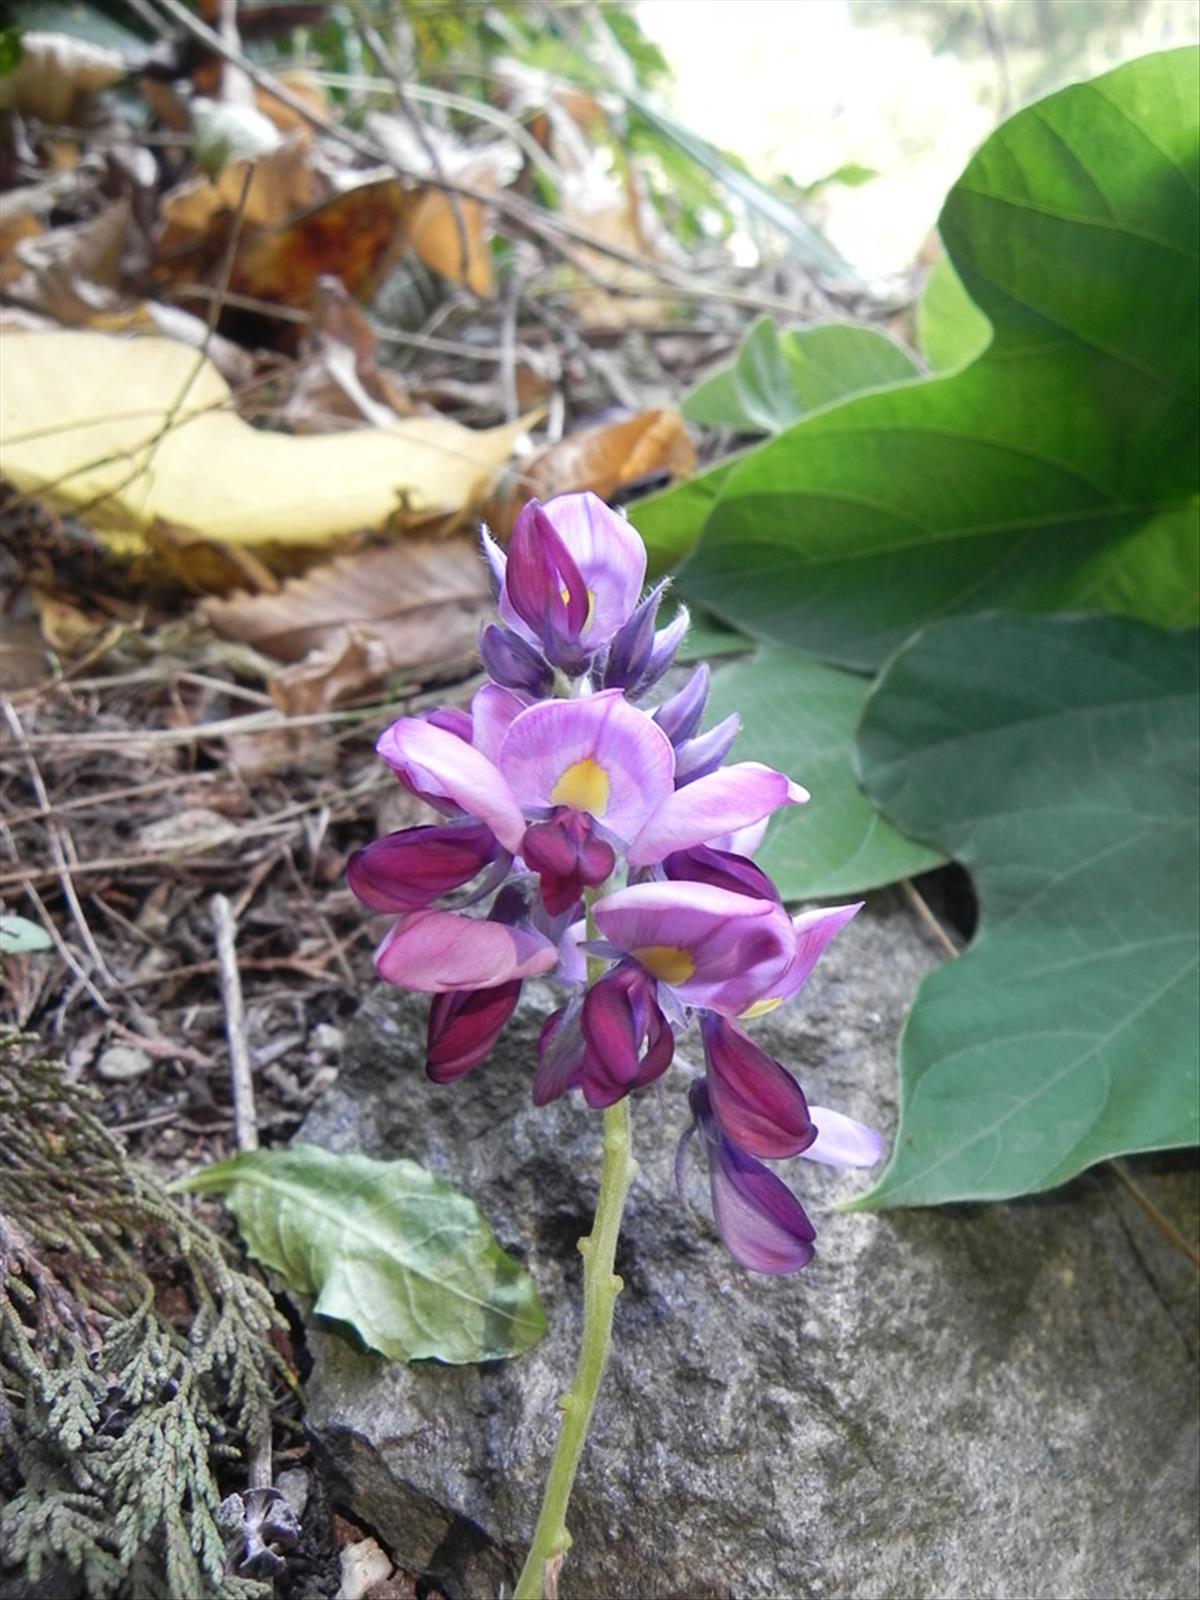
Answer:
(852, 614, 1199, 1209)
(682, 317, 920, 435)
(179, 1145, 546, 1362)
(704, 645, 943, 899)
(679, 49, 1200, 669)
(915, 255, 991, 373)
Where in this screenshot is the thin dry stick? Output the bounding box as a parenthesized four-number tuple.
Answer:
(210, 894, 259, 1154)
(2, 699, 118, 993)
(900, 879, 1199, 1271)
(209, 892, 273, 1492)
(350, 3, 473, 292)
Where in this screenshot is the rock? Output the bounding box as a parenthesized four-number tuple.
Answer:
(336, 1537, 394, 1600)
(95, 1043, 152, 1081)
(297, 891, 1199, 1600)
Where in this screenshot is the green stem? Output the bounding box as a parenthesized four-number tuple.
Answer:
(514, 943, 636, 1600)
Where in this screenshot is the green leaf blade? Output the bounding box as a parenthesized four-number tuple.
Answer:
(180, 1145, 546, 1363)
(852, 614, 1200, 1209)
(678, 48, 1200, 667)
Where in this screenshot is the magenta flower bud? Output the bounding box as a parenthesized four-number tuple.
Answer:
(635, 603, 691, 696)
(580, 965, 674, 1107)
(522, 807, 616, 917)
(688, 1081, 816, 1274)
(674, 712, 741, 786)
(602, 580, 667, 691)
(347, 820, 499, 912)
(532, 998, 586, 1104)
(700, 1012, 816, 1159)
(427, 980, 523, 1082)
(653, 664, 710, 746)
(661, 843, 780, 904)
(480, 623, 554, 698)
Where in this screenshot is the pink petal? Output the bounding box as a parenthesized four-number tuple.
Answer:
(709, 1139, 816, 1275)
(471, 683, 528, 765)
(377, 717, 526, 852)
(499, 690, 675, 843)
(801, 1106, 885, 1168)
(537, 492, 647, 649)
(375, 909, 557, 992)
(774, 903, 864, 1004)
(627, 762, 809, 867)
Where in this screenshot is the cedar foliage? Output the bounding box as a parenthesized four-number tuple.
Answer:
(0, 1034, 285, 1599)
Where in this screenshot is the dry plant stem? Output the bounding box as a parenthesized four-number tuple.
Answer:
(902, 880, 1198, 1270)
(209, 892, 273, 1489)
(209, 894, 259, 1155)
(515, 942, 637, 1600)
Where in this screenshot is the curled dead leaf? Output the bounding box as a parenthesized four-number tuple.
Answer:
(486, 408, 695, 535)
(205, 539, 488, 712)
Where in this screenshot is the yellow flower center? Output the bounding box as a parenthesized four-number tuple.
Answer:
(550, 756, 610, 816)
(739, 995, 783, 1021)
(632, 945, 696, 985)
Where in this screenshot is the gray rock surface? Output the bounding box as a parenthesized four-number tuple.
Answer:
(298, 892, 1199, 1600)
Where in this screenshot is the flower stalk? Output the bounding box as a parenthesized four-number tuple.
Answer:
(515, 924, 636, 1600)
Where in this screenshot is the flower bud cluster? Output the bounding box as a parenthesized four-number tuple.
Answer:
(349, 493, 880, 1272)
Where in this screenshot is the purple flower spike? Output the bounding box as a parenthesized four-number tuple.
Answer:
(347, 820, 498, 912)
(653, 664, 710, 747)
(662, 843, 780, 904)
(427, 980, 523, 1082)
(522, 808, 615, 916)
(700, 1012, 816, 1159)
(688, 1082, 816, 1274)
(580, 965, 674, 1107)
(480, 624, 554, 698)
(602, 580, 667, 691)
(673, 713, 741, 787)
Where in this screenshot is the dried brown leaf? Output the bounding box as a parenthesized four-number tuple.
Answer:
(0, 33, 125, 123)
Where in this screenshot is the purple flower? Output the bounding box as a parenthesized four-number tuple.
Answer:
(349, 490, 881, 1274)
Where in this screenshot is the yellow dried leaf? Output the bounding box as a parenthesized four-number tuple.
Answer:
(0, 331, 538, 552)
(0, 33, 124, 123)
(407, 189, 493, 296)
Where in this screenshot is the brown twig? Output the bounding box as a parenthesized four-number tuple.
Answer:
(209, 894, 259, 1155)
